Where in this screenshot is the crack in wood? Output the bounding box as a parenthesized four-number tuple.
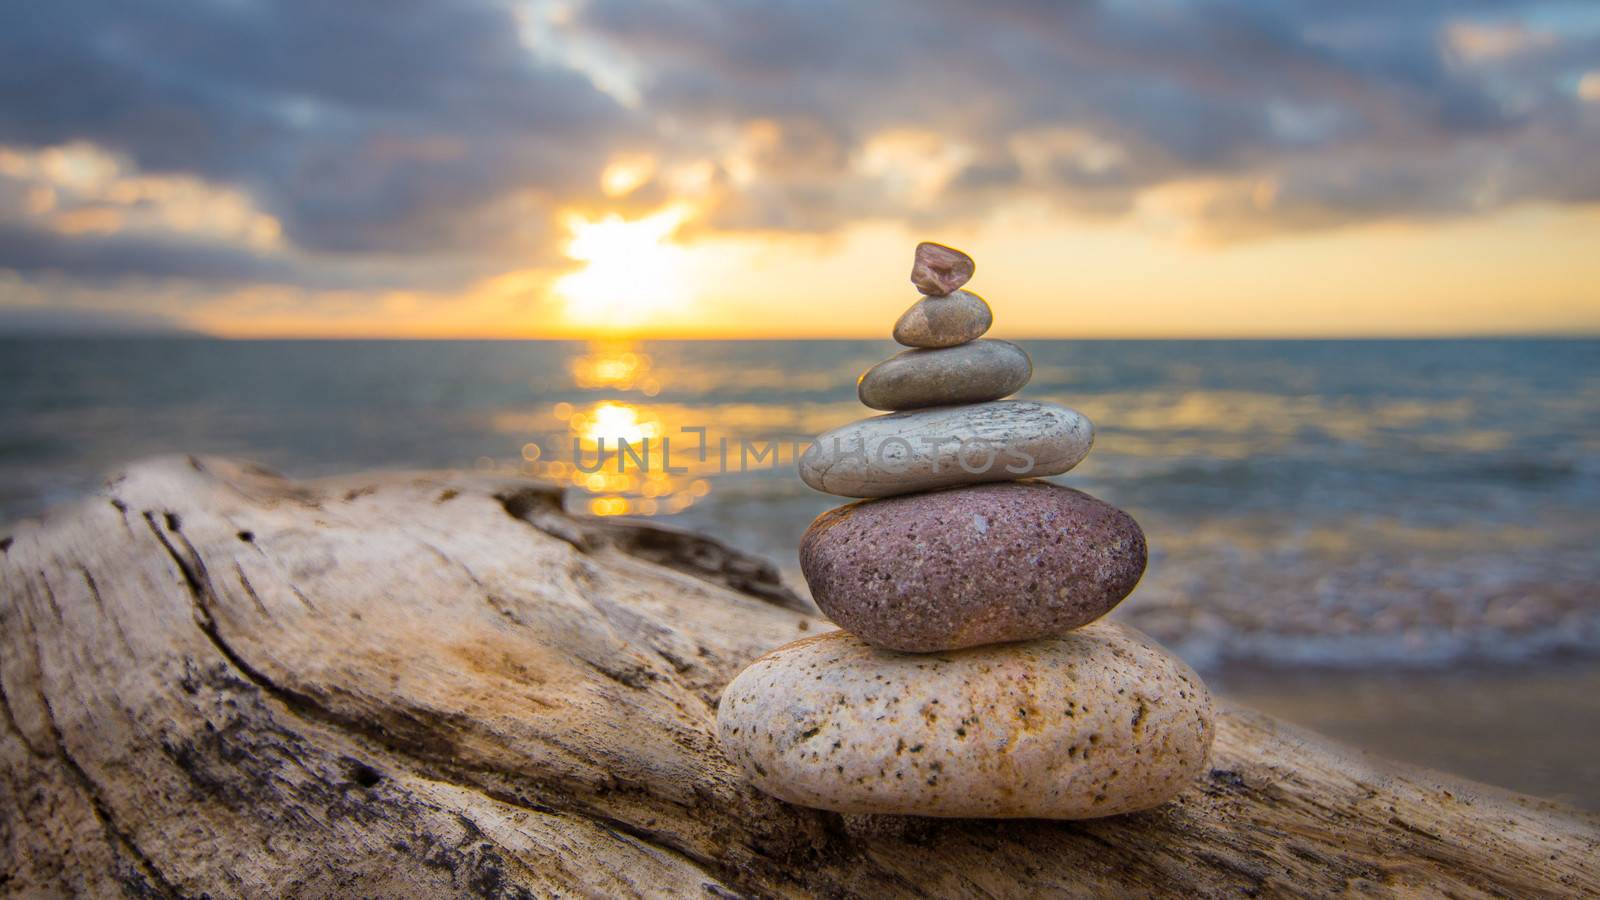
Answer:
(9, 568, 181, 897)
(133, 506, 762, 895)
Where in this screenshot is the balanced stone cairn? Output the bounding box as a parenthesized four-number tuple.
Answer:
(717, 243, 1215, 819)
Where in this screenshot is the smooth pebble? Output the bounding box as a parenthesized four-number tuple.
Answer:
(798, 400, 1093, 498)
(892, 290, 992, 348)
(910, 242, 975, 296)
(801, 481, 1146, 652)
(858, 339, 1030, 411)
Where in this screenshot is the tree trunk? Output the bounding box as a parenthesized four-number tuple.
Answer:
(1, 457, 1595, 898)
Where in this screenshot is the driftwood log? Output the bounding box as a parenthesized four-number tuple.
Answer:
(1, 457, 1596, 898)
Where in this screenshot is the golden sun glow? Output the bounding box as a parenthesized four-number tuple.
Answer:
(599, 155, 657, 197)
(553, 204, 694, 331)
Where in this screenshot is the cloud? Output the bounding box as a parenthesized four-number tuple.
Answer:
(0, 0, 1596, 303)
(0, 0, 633, 258)
(1446, 20, 1558, 62)
(0, 302, 198, 336)
(0, 142, 501, 288)
(0, 221, 302, 284)
(572, 0, 1600, 237)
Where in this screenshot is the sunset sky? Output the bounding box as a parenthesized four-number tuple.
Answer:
(1, 1, 1598, 338)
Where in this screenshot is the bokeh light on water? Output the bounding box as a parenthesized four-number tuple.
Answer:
(486, 340, 855, 519)
(567, 342, 661, 395)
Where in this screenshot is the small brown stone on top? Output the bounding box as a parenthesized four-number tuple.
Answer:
(911, 242, 975, 296)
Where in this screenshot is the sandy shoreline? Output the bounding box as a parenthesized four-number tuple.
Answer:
(1217, 659, 1600, 810)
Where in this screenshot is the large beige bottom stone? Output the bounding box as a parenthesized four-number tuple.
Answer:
(717, 622, 1214, 818)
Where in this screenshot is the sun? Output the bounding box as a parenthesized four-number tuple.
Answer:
(554, 204, 693, 330)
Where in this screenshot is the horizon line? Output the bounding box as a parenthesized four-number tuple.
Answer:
(3, 331, 1598, 342)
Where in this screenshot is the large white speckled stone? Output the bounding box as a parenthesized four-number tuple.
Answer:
(797, 400, 1093, 498)
(717, 622, 1214, 818)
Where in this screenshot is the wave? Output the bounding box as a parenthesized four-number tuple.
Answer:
(1151, 618, 1600, 673)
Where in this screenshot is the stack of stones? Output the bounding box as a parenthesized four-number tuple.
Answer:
(717, 243, 1216, 819)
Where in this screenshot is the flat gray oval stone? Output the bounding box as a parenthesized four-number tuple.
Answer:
(892, 290, 992, 348)
(716, 622, 1215, 818)
(801, 481, 1146, 651)
(858, 339, 1030, 411)
(798, 400, 1093, 498)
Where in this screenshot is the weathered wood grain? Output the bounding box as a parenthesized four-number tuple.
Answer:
(2, 457, 1595, 898)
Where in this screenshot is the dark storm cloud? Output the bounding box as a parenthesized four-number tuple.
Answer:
(0, 223, 306, 284)
(0, 0, 1597, 291)
(578, 0, 1600, 235)
(0, 303, 196, 336)
(0, 222, 478, 291)
(0, 0, 632, 257)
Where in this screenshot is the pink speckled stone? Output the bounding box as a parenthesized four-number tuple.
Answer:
(800, 481, 1146, 652)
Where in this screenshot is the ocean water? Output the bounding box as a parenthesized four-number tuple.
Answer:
(3, 337, 1597, 675)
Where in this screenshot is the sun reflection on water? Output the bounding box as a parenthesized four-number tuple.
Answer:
(573, 401, 660, 447)
(568, 342, 661, 394)
(514, 341, 747, 517)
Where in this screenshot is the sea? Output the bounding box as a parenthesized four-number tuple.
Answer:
(5, 336, 1596, 670)
(3, 337, 1599, 801)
